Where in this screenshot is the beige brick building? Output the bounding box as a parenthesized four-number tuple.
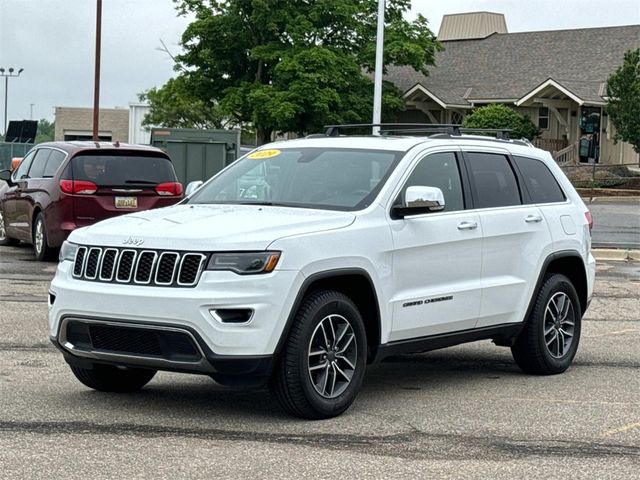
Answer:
(54, 107, 129, 142)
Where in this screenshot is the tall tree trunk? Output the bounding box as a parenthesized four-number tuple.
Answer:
(257, 129, 272, 145)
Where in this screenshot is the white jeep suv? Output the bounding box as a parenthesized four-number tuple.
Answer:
(49, 127, 596, 419)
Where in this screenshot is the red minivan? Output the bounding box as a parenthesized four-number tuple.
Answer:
(0, 141, 183, 260)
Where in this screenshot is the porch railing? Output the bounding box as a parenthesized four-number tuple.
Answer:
(533, 138, 569, 153)
(553, 142, 579, 165)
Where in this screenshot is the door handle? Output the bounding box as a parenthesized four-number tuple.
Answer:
(525, 215, 543, 223)
(457, 221, 478, 231)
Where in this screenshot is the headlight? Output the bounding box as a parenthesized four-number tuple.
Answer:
(59, 241, 78, 262)
(206, 251, 281, 274)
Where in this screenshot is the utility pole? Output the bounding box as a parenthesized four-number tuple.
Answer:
(92, 0, 103, 141)
(372, 0, 385, 136)
(0, 67, 24, 137)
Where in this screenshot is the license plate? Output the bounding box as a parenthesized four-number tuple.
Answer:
(115, 197, 138, 209)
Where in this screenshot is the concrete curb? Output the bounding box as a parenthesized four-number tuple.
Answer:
(593, 248, 640, 262)
(582, 196, 640, 203)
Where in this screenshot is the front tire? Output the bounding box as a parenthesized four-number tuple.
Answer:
(511, 274, 582, 375)
(70, 364, 157, 392)
(270, 290, 367, 419)
(33, 212, 55, 261)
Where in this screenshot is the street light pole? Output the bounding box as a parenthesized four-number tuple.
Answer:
(0, 67, 24, 137)
(93, 0, 103, 142)
(372, 0, 385, 136)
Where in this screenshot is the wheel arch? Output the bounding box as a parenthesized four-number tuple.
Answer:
(531, 250, 589, 318)
(275, 268, 382, 363)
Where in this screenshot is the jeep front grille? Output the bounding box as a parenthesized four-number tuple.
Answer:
(72, 246, 207, 287)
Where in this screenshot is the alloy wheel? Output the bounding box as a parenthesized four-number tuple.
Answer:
(543, 292, 576, 358)
(307, 314, 358, 399)
(34, 219, 44, 255)
(0, 211, 6, 241)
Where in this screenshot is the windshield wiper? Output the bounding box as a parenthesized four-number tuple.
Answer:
(125, 180, 158, 184)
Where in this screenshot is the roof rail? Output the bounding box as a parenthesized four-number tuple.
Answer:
(323, 123, 512, 140)
(324, 123, 463, 137)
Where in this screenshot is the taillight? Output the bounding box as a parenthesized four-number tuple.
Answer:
(59, 179, 97, 195)
(585, 211, 593, 231)
(155, 182, 183, 196)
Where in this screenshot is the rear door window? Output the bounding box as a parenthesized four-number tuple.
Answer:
(43, 150, 66, 178)
(513, 156, 566, 204)
(465, 152, 521, 209)
(27, 149, 52, 179)
(70, 153, 176, 187)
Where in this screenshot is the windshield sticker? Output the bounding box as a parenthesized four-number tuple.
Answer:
(247, 149, 281, 160)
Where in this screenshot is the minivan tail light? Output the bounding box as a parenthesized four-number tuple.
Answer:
(59, 179, 98, 195)
(585, 211, 593, 231)
(156, 182, 183, 196)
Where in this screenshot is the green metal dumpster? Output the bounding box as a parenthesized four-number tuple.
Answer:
(150, 128, 241, 185)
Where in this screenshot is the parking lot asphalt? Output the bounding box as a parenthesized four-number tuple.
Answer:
(587, 198, 640, 249)
(0, 244, 639, 479)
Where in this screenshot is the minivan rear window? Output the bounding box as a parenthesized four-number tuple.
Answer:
(69, 153, 176, 186)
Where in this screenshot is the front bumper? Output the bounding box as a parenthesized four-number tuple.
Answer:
(49, 260, 305, 367)
(50, 317, 275, 384)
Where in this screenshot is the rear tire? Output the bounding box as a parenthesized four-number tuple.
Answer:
(0, 210, 18, 246)
(270, 290, 367, 419)
(511, 274, 582, 375)
(33, 212, 56, 261)
(70, 364, 157, 392)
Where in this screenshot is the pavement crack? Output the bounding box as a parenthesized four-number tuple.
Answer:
(0, 420, 637, 461)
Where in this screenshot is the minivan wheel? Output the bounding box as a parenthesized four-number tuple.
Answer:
(511, 274, 582, 375)
(0, 210, 18, 246)
(70, 364, 157, 392)
(33, 213, 55, 261)
(270, 290, 367, 419)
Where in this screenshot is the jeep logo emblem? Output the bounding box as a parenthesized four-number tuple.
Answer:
(122, 237, 144, 246)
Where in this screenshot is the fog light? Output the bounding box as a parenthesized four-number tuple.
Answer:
(210, 309, 253, 324)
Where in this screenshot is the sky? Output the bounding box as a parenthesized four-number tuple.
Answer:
(0, 0, 639, 128)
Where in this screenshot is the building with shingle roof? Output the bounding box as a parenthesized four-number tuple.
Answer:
(386, 13, 640, 164)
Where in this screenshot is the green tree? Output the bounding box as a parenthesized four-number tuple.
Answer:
(35, 119, 55, 143)
(143, 0, 441, 144)
(462, 104, 541, 140)
(606, 49, 640, 153)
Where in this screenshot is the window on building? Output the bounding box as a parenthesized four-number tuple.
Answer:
(538, 107, 549, 130)
(451, 111, 464, 125)
(513, 156, 565, 204)
(465, 152, 521, 208)
(401, 152, 465, 212)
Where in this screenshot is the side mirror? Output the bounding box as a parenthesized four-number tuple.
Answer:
(185, 180, 204, 197)
(0, 169, 14, 185)
(392, 186, 445, 218)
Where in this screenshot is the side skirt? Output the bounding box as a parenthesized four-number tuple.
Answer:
(374, 323, 524, 362)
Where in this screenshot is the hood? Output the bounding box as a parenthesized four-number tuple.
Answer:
(68, 204, 356, 251)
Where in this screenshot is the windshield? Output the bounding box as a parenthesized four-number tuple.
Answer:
(187, 147, 403, 211)
(69, 153, 176, 187)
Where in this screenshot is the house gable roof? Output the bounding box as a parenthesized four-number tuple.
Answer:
(386, 24, 640, 107)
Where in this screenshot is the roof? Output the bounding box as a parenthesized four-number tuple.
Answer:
(264, 133, 545, 158)
(438, 12, 507, 41)
(35, 141, 166, 155)
(386, 24, 640, 107)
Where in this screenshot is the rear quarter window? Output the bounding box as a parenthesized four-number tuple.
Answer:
(69, 152, 176, 186)
(513, 156, 566, 204)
